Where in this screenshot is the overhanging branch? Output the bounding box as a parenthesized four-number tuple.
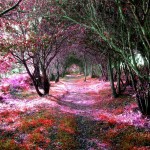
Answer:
(0, 0, 22, 17)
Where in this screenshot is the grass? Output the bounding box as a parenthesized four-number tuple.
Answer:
(0, 109, 80, 150)
(0, 106, 150, 150)
(97, 88, 136, 112)
(107, 125, 150, 149)
(10, 90, 37, 100)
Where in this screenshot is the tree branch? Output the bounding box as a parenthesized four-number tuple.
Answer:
(0, 0, 22, 17)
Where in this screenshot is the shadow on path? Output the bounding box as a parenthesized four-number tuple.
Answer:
(49, 75, 111, 149)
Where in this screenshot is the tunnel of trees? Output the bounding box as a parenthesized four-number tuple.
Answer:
(0, 0, 149, 116)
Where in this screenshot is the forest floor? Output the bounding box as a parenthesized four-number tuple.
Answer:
(0, 74, 150, 150)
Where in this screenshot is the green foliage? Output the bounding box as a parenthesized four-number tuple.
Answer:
(64, 54, 84, 72)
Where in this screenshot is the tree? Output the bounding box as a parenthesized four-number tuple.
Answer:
(1, 0, 82, 96)
(1, 0, 68, 96)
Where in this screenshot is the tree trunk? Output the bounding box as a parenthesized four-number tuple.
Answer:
(123, 64, 130, 86)
(90, 64, 94, 78)
(117, 60, 121, 94)
(23, 61, 44, 97)
(55, 61, 60, 83)
(33, 63, 42, 87)
(84, 54, 87, 82)
(128, 66, 137, 91)
(50, 73, 55, 81)
(98, 64, 108, 81)
(42, 72, 50, 95)
(136, 83, 150, 116)
(108, 55, 117, 98)
(55, 70, 60, 83)
(34, 82, 44, 97)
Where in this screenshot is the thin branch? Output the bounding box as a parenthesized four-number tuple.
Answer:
(0, 0, 22, 17)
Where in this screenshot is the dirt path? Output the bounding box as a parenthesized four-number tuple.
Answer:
(53, 76, 112, 149)
(58, 75, 108, 119)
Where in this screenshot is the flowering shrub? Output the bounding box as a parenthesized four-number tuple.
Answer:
(0, 74, 32, 94)
(9, 74, 31, 91)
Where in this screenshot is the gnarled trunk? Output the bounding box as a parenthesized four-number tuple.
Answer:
(136, 82, 150, 116)
(42, 70, 50, 95)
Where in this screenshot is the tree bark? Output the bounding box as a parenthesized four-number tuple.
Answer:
(108, 55, 117, 98)
(33, 62, 42, 88)
(55, 61, 60, 82)
(42, 70, 50, 95)
(23, 61, 44, 97)
(90, 64, 94, 78)
(128, 65, 137, 91)
(117, 60, 121, 94)
(84, 54, 87, 82)
(98, 63, 108, 81)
